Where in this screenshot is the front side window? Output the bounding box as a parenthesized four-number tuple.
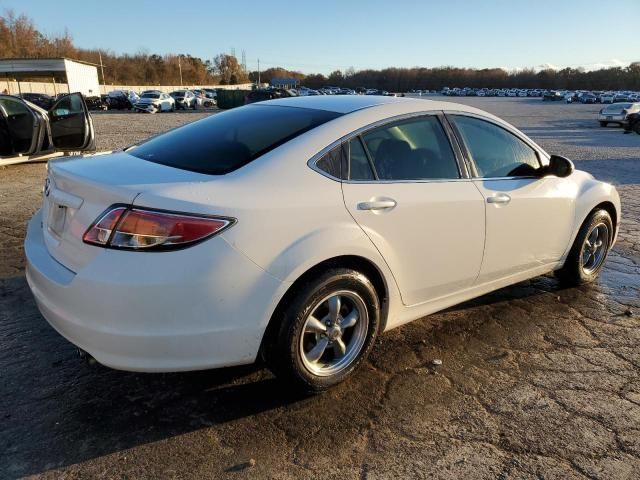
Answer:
(361, 116, 459, 180)
(451, 115, 540, 178)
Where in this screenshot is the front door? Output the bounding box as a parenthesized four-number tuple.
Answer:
(49, 92, 96, 152)
(448, 114, 576, 284)
(341, 114, 486, 306)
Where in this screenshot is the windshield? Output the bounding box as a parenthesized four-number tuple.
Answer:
(128, 104, 341, 175)
(141, 93, 160, 99)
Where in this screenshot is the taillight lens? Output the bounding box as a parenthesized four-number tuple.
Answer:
(83, 207, 233, 250)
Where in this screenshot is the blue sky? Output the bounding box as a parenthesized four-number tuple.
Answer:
(7, 0, 640, 74)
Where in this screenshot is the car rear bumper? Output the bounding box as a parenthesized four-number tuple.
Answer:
(598, 114, 626, 124)
(25, 210, 286, 372)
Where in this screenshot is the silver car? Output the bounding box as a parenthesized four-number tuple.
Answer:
(598, 102, 640, 127)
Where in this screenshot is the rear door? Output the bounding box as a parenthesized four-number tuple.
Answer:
(49, 92, 96, 152)
(340, 113, 486, 306)
(447, 113, 576, 284)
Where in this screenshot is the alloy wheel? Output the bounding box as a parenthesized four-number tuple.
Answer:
(581, 222, 609, 274)
(299, 290, 368, 377)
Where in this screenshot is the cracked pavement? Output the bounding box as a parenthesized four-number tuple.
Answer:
(0, 98, 638, 479)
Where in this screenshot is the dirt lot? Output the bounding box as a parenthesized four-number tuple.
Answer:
(1, 98, 639, 479)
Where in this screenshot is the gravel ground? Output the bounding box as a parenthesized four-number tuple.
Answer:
(1, 98, 639, 479)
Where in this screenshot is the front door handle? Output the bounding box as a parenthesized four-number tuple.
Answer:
(486, 193, 511, 205)
(357, 199, 397, 211)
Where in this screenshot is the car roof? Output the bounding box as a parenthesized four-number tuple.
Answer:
(264, 94, 493, 118)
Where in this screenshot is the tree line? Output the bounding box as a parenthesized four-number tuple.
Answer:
(252, 65, 640, 92)
(2, 10, 638, 91)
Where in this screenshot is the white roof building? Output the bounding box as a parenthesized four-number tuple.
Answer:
(0, 58, 100, 96)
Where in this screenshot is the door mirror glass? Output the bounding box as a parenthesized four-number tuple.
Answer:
(543, 155, 574, 178)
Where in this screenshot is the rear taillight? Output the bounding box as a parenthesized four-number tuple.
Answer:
(83, 206, 234, 250)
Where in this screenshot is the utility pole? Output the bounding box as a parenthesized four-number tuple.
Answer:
(98, 51, 106, 88)
(178, 55, 183, 87)
(257, 58, 260, 86)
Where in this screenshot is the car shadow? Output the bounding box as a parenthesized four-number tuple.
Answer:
(0, 276, 309, 478)
(0, 258, 631, 477)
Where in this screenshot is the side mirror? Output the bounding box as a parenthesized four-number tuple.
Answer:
(541, 155, 574, 178)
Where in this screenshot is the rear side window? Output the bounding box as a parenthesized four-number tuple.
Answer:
(451, 115, 540, 178)
(362, 116, 459, 180)
(316, 143, 345, 179)
(128, 105, 341, 174)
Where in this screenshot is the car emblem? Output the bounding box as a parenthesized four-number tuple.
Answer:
(44, 177, 51, 197)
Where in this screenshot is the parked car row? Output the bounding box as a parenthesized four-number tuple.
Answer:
(103, 88, 217, 113)
(439, 87, 640, 103)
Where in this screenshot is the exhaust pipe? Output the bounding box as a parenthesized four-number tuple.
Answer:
(77, 348, 97, 366)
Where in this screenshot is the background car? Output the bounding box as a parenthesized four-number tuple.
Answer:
(0, 92, 95, 159)
(17, 92, 54, 110)
(105, 90, 138, 110)
(599, 92, 615, 104)
(598, 102, 640, 127)
(244, 88, 296, 104)
(623, 112, 640, 134)
(134, 91, 175, 113)
(169, 90, 197, 109)
(543, 90, 564, 101)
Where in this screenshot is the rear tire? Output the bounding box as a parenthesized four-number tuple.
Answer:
(555, 209, 613, 286)
(264, 268, 380, 393)
(600, 121, 607, 127)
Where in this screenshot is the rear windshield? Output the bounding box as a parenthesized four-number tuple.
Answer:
(605, 103, 632, 111)
(141, 93, 160, 99)
(127, 105, 341, 174)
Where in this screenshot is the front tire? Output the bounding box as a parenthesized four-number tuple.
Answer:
(600, 121, 607, 127)
(556, 209, 613, 286)
(265, 268, 380, 393)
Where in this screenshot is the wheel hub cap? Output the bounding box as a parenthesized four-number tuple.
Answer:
(581, 222, 609, 274)
(299, 290, 369, 377)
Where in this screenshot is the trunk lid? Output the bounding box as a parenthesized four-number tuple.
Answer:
(42, 151, 210, 271)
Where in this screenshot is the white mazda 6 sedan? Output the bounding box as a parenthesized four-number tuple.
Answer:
(25, 95, 621, 392)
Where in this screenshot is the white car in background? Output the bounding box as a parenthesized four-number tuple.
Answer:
(169, 90, 197, 109)
(134, 91, 175, 113)
(25, 96, 620, 392)
(598, 102, 640, 127)
(599, 92, 615, 104)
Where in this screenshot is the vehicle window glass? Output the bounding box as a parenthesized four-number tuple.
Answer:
(0, 97, 31, 116)
(51, 94, 84, 118)
(349, 137, 374, 180)
(128, 105, 342, 175)
(362, 116, 459, 180)
(452, 115, 540, 178)
(316, 143, 345, 179)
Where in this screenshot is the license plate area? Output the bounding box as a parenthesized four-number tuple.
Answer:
(47, 202, 67, 237)
(607, 116, 613, 120)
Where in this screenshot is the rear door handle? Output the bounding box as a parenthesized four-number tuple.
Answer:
(486, 193, 511, 205)
(357, 199, 397, 211)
